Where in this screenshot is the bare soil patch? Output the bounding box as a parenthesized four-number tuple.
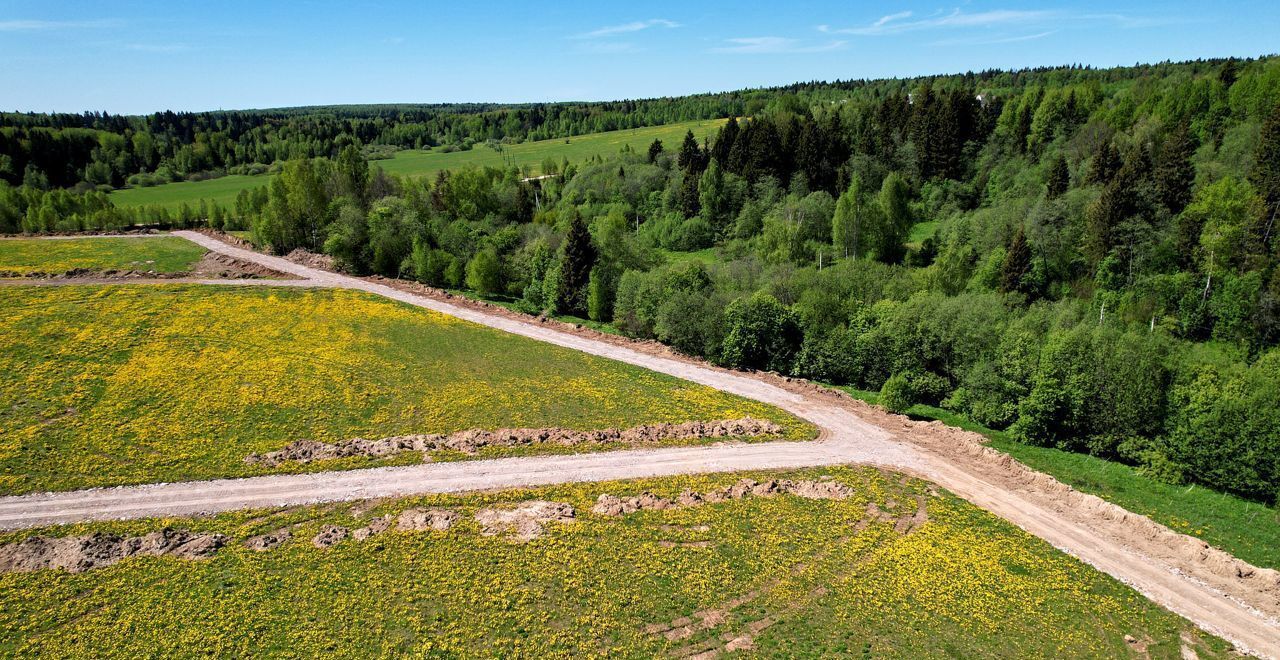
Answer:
(245, 418, 783, 467)
(0, 528, 225, 573)
(591, 477, 857, 517)
(474, 500, 576, 542)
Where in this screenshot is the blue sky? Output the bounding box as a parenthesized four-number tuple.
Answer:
(2, 1, 1276, 114)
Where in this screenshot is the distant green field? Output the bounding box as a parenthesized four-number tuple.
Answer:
(109, 175, 273, 212)
(109, 119, 727, 211)
(907, 220, 938, 247)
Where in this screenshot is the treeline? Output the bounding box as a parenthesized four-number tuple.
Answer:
(4, 55, 1279, 504)
(0, 95, 745, 190)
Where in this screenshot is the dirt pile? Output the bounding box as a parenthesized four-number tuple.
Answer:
(311, 524, 350, 548)
(592, 478, 854, 517)
(396, 508, 459, 532)
(245, 418, 784, 466)
(0, 528, 226, 574)
(190, 252, 293, 279)
(351, 516, 393, 541)
(244, 529, 291, 551)
(284, 248, 337, 271)
(474, 500, 576, 542)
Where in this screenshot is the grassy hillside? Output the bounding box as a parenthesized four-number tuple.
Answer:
(0, 283, 808, 494)
(108, 119, 726, 211)
(0, 237, 205, 275)
(0, 466, 1227, 657)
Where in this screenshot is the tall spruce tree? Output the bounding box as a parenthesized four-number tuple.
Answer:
(1000, 227, 1033, 295)
(1155, 122, 1196, 215)
(712, 117, 739, 165)
(1046, 154, 1070, 198)
(1087, 140, 1122, 185)
(647, 139, 664, 164)
(1251, 103, 1280, 245)
(555, 214, 597, 316)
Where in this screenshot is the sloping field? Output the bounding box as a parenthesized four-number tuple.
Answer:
(108, 119, 726, 211)
(0, 237, 206, 275)
(0, 284, 808, 494)
(0, 467, 1228, 657)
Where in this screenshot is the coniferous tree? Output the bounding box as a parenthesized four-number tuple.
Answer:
(1155, 122, 1196, 215)
(677, 131, 705, 173)
(1046, 154, 1070, 198)
(1251, 103, 1280, 241)
(1000, 227, 1033, 295)
(712, 117, 739, 165)
(555, 214, 597, 316)
(647, 139, 664, 164)
(1087, 140, 1122, 185)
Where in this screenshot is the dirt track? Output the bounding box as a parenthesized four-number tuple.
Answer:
(0, 230, 1276, 656)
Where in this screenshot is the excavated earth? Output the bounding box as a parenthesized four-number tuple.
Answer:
(245, 418, 784, 466)
(0, 528, 225, 573)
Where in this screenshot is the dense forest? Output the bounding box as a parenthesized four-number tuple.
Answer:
(3, 56, 1280, 504)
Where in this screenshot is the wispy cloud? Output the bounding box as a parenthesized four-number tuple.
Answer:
(574, 18, 680, 40)
(932, 30, 1058, 47)
(820, 9, 1053, 35)
(819, 8, 1174, 37)
(0, 18, 122, 31)
(712, 37, 847, 54)
(382, 36, 405, 45)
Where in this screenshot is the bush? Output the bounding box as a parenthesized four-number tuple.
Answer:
(587, 266, 617, 322)
(719, 293, 802, 373)
(879, 372, 916, 413)
(465, 249, 502, 295)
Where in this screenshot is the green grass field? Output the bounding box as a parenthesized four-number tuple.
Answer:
(838, 386, 1280, 570)
(907, 220, 938, 248)
(0, 284, 809, 494)
(0, 237, 206, 275)
(0, 466, 1226, 657)
(108, 119, 727, 211)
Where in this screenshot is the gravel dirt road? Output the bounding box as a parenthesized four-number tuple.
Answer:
(0, 230, 1274, 656)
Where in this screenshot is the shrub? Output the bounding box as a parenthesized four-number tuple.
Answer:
(879, 372, 916, 413)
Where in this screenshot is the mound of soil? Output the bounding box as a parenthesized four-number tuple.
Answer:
(0, 528, 226, 574)
(190, 252, 293, 279)
(311, 525, 349, 548)
(284, 248, 337, 271)
(474, 500, 575, 542)
(245, 418, 784, 466)
(396, 508, 459, 532)
(244, 529, 291, 551)
(592, 478, 854, 517)
(352, 516, 394, 541)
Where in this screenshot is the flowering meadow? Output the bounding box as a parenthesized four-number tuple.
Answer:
(0, 467, 1226, 657)
(0, 237, 207, 275)
(0, 284, 810, 494)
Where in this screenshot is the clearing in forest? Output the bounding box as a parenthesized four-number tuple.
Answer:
(0, 284, 810, 494)
(108, 118, 727, 211)
(0, 237, 207, 276)
(0, 467, 1228, 657)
